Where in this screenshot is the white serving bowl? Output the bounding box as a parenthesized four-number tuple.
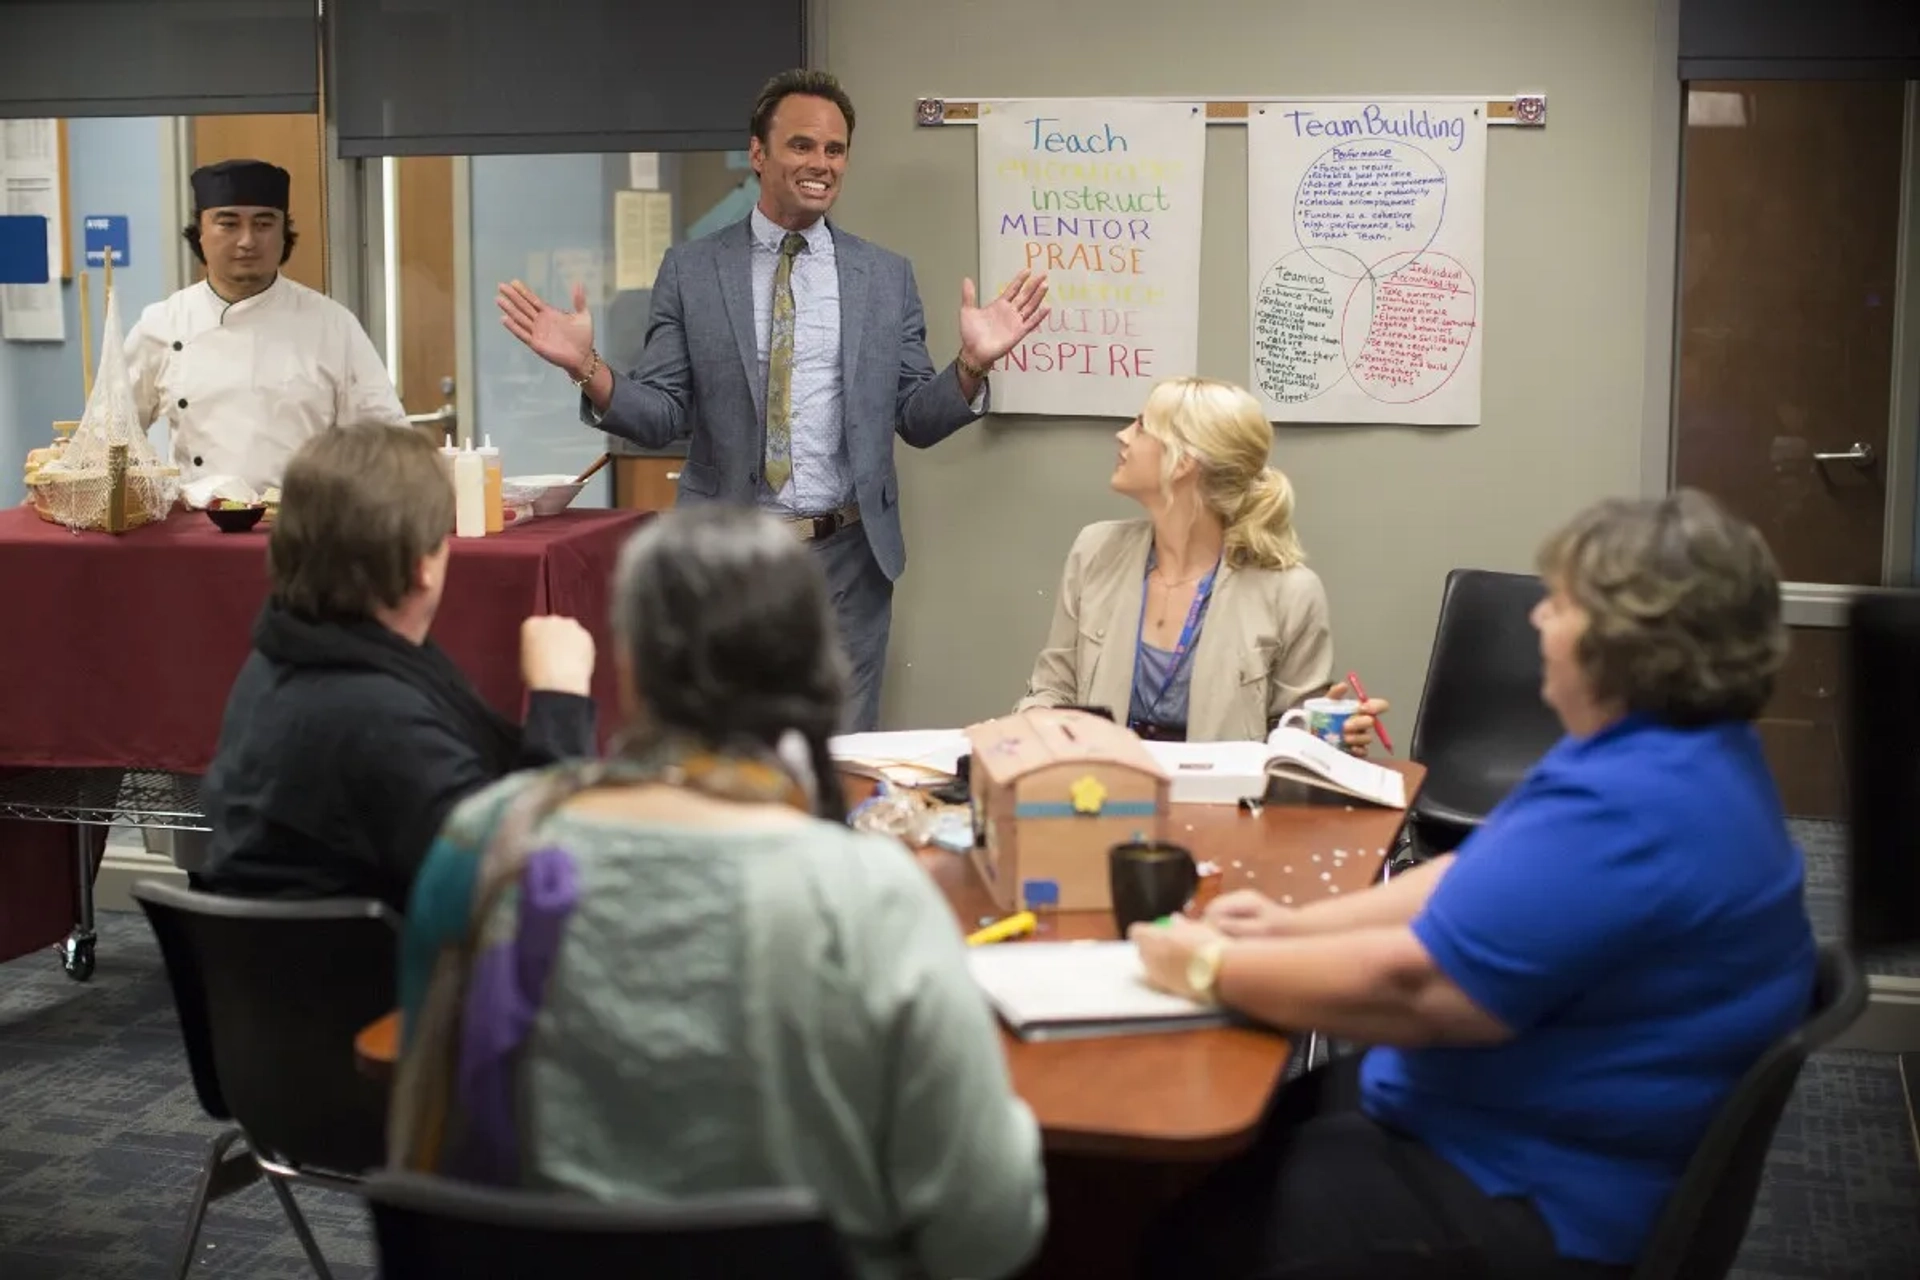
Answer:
(505, 474, 587, 517)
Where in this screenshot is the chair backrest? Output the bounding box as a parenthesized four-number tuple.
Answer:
(1407, 569, 1564, 822)
(131, 879, 399, 1177)
(362, 1171, 858, 1279)
(1630, 943, 1869, 1280)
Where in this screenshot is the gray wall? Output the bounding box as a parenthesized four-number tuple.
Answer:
(819, 0, 1673, 731)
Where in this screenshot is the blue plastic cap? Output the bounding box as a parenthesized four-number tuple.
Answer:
(1022, 879, 1060, 907)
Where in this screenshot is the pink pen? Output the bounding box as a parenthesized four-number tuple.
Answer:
(1345, 670, 1394, 755)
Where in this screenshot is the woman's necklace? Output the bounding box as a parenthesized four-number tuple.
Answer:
(1148, 569, 1205, 629)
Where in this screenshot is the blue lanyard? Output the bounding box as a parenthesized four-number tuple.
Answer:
(1135, 551, 1221, 719)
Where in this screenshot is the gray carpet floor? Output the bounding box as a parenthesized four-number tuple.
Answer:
(1, 820, 1916, 1278)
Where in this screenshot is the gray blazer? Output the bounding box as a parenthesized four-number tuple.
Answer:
(586, 217, 982, 581)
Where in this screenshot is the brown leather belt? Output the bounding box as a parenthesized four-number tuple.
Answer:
(783, 502, 861, 542)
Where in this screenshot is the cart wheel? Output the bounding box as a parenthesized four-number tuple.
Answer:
(59, 935, 96, 982)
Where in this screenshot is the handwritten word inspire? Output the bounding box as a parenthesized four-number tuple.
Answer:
(1283, 104, 1468, 153)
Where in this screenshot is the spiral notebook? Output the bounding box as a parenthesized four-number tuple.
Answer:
(966, 941, 1233, 1042)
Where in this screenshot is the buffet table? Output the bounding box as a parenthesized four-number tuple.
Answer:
(0, 504, 649, 977)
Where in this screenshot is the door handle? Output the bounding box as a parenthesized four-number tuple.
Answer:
(665, 470, 681, 481)
(1812, 442, 1876, 470)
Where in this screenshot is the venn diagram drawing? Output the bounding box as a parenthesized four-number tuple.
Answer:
(1253, 139, 1479, 410)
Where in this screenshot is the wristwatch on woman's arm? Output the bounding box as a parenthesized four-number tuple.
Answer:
(1188, 938, 1229, 1005)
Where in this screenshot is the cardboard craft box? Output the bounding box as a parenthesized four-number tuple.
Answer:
(965, 708, 1170, 912)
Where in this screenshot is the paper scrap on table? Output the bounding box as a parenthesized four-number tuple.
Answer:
(829, 728, 969, 785)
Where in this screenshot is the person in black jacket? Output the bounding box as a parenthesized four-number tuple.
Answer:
(197, 423, 597, 914)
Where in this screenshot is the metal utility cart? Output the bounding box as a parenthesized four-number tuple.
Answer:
(0, 768, 206, 980)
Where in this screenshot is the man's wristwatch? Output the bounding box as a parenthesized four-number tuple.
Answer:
(957, 350, 991, 381)
(571, 349, 602, 389)
(1187, 938, 1229, 1005)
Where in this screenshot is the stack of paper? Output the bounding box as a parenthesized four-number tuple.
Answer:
(966, 941, 1231, 1041)
(829, 728, 969, 786)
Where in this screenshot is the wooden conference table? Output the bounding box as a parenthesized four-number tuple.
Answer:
(354, 763, 1423, 1277)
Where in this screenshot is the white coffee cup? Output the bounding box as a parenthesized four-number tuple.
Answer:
(1279, 696, 1361, 747)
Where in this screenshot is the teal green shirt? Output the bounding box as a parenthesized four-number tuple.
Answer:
(403, 771, 1047, 1280)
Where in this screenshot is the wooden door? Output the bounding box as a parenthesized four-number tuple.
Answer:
(189, 114, 327, 293)
(396, 156, 457, 420)
(1675, 81, 1904, 584)
(614, 457, 681, 510)
(1673, 81, 1907, 819)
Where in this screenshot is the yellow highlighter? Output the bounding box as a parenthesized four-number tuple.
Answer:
(966, 911, 1037, 946)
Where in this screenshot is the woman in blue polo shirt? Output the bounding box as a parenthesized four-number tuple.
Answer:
(1131, 488, 1817, 1279)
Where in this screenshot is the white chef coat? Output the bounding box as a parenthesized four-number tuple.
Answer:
(125, 274, 408, 493)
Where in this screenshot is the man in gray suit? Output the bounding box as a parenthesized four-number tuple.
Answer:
(497, 70, 1049, 731)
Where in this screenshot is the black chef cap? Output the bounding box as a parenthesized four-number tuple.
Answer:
(190, 159, 291, 213)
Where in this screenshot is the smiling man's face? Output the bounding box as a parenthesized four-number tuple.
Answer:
(749, 92, 849, 231)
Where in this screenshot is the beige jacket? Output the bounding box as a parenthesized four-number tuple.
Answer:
(1016, 519, 1334, 742)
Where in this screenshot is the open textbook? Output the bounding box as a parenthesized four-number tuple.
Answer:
(1142, 727, 1407, 809)
(967, 940, 1232, 1041)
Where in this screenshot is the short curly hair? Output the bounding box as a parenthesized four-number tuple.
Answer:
(1536, 488, 1786, 726)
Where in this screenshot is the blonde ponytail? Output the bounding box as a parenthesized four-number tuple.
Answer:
(1138, 376, 1308, 572)
(1225, 466, 1305, 571)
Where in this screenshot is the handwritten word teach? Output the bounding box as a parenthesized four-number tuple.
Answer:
(1283, 104, 1468, 153)
(1027, 118, 1129, 153)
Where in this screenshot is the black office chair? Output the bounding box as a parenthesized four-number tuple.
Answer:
(1401, 569, 1564, 860)
(131, 881, 400, 1280)
(1629, 943, 1868, 1280)
(362, 1171, 859, 1279)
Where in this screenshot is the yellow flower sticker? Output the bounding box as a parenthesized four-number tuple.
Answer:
(1069, 774, 1108, 815)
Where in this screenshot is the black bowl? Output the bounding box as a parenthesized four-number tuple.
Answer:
(206, 504, 266, 533)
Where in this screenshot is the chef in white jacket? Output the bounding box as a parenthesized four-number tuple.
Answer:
(125, 159, 408, 493)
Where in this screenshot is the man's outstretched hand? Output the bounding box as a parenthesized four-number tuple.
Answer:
(498, 280, 595, 378)
(958, 269, 1050, 370)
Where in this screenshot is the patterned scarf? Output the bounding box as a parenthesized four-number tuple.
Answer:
(385, 734, 811, 1181)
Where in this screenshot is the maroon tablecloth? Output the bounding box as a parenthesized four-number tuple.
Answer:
(0, 505, 650, 774)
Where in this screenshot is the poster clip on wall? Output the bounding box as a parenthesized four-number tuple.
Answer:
(916, 95, 1548, 128)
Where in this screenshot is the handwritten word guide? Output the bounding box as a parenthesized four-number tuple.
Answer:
(1248, 99, 1487, 426)
(977, 100, 1205, 417)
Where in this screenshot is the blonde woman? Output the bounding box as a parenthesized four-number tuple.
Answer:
(1018, 376, 1383, 745)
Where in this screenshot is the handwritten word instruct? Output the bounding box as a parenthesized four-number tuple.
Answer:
(978, 100, 1206, 416)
